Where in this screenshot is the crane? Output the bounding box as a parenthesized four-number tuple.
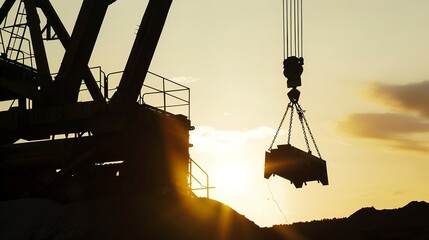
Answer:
(0, 0, 197, 201)
(0, 0, 326, 203)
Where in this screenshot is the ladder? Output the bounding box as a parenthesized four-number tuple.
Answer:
(4, 0, 34, 67)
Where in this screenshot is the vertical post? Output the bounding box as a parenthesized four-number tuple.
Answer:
(104, 74, 108, 99)
(163, 77, 166, 111)
(188, 89, 190, 119)
(189, 159, 192, 191)
(206, 174, 209, 199)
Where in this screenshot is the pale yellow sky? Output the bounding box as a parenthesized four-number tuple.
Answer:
(35, 0, 429, 227)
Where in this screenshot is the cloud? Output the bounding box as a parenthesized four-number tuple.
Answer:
(338, 113, 429, 152)
(367, 80, 429, 118)
(190, 126, 280, 153)
(339, 80, 429, 153)
(392, 191, 404, 196)
(339, 113, 429, 138)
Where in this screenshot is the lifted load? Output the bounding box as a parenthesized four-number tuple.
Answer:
(264, 95, 329, 188)
(264, 144, 328, 188)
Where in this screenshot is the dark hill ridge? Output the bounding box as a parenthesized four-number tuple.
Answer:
(268, 201, 429, 240)
(348, 201, 429, 230)
(1, 197, 428, 239)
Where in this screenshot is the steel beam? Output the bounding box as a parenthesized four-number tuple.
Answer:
(23, 0, 52, 99)
(110, 0, 172, 105)
(38, 0, 105, 104)
(0, 0, 15, 25)
(54, 0, 113, 104)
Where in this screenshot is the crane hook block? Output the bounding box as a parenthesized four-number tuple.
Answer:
(264, 144, 328, 188)
(287, 88, 300, 103)
(283, 56, 304, 88)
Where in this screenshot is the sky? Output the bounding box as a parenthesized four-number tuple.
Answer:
(6, 0, 429, 227)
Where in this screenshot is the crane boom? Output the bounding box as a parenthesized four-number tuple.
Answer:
(110, 0, 172, 106)
(52, 0, 113, 105)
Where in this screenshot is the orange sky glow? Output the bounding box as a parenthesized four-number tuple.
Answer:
(8, 0, 428, 227)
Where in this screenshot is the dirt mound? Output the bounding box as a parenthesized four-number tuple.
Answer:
(0, 195, 263, 240)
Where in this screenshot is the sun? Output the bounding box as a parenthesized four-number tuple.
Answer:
(212, 160, 250, 195)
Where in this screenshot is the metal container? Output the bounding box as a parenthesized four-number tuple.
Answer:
(264, 144, 328, 188)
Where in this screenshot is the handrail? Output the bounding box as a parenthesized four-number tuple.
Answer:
(148, 70, 189, 89)
(0, 28, 34, 67)
(139, 71, 190, 119)
(105, 70, 191, 119)
(188, 158, 213, 198)
(48, 68, 190, 119)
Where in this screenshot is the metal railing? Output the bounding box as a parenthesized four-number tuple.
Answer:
(141, 71, 190, 119)
(0, 28, 35, 68)
(188, 158, 213, 198)
(105, 71, 191, 119)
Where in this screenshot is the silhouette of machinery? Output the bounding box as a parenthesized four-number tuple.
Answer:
(0, 0, 327, 204)
(0, 0, 196, 201)
(264, 0, 328, 188)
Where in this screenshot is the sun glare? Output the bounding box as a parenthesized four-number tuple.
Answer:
(212, 161, 250, 195)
